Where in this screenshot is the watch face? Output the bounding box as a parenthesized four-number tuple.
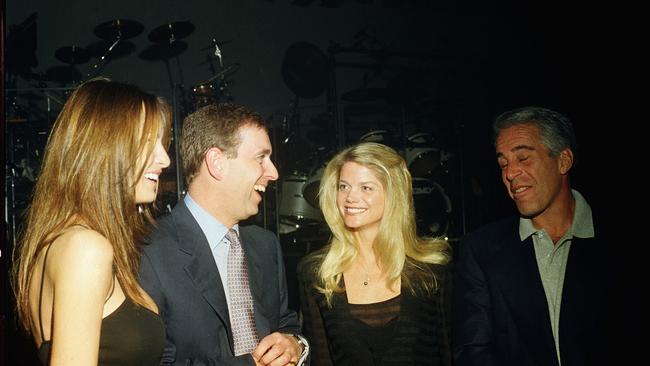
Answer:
(292, 335, 305, 351)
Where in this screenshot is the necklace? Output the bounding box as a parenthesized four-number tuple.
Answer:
(358, 257, 374, 287)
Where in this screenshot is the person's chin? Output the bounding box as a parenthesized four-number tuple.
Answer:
(245, 204, 260, 218)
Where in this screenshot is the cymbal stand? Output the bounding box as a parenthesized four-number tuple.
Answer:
(5, 163, 18, 250)
(211, 38, 224, 68)
(86, 37, 121, 80)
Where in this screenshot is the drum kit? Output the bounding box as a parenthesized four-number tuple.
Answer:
(14, 18, 239, 110)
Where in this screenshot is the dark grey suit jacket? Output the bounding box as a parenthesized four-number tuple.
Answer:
(452, 215, 618, 366)
(139, 201, 300, 365)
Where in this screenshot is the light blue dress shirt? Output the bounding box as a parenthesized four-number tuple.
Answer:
(184, 193, 239, 306)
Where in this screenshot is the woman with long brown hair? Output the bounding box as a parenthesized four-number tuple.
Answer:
(12, 78, 171, 365)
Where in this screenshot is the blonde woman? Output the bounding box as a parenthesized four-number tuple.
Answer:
(298, 142, 452, 366)
(13, 78, 171, 365)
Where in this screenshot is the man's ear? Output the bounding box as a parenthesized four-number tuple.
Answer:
(558, 148, 574, 175)
(205, 147, 226, 180)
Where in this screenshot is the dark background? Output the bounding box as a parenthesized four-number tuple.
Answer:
(3, 0, 627, 364)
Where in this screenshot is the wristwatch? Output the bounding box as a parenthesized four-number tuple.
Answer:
(291, 334, 309, 365)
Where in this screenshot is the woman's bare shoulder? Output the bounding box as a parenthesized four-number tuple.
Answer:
(47, 227, 114, 275)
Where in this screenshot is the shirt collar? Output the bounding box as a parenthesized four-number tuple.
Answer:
(518, 189, 594, 242)
(184, 193, 239, 249)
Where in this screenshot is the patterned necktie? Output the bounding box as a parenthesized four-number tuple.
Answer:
(226, 229, 260, 355)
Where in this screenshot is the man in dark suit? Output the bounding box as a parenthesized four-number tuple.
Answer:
(452, 106, 616, 366)
(140, 103, 308, 365)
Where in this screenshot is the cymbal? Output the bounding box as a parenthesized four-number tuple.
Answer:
(341, 87, 387, 102)
(55, 46, 90, 64)
(203, 63, 240, 83)
(94, 19, 144, 40)
(139, 41, 188, 61)
(148, 21, 195, 44)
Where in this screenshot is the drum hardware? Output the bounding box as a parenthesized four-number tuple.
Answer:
(190, 63, 240, 109)
(148, 21, 195, 44)
(198, 38, 233, 70)
(202, 63, 241, 84)
(199, 39, 233, 51)
(190, 34, 239, 109)
(48, 45, 88, 84)
(89, 19, 144, 79)
(93, 19, 144, 41)
(86, 39, 136, 62)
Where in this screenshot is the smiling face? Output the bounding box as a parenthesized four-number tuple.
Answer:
(495, 124, 568, 219)
(134, 112, 171, 204)
(220, 124, 278, 226)
(336, 161, 385, 237)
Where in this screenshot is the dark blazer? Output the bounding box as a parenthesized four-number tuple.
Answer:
(139, 201, 300, 365)
(452, 215, 617, 366)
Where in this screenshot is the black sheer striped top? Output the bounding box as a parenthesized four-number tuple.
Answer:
(298, 260, 452, 366)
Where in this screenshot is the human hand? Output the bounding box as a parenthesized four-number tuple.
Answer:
(251, 332, 302, 366)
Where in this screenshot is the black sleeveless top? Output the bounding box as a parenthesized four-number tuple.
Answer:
(37, 244, 165, 366)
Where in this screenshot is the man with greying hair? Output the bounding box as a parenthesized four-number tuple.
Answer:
(452, 106, 616, 366)
(140, 103, 309, 365)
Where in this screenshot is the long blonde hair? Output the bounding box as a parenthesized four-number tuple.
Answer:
(311, 142, 450, 306)
(12, 77, 171, 332)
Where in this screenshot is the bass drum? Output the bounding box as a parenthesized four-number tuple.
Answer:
(406, 132, 442, 179)
(278, 172, 323, 230)
(412, 178, 452, 238)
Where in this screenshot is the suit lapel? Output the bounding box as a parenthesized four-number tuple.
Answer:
(492, 227, 558, 366)
(173, 202, 231, 334)
(240, 228, 272, 337)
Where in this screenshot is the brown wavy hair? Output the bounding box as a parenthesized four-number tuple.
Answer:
(180, 102, 266, 187)
(12, 77, 171, 332)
